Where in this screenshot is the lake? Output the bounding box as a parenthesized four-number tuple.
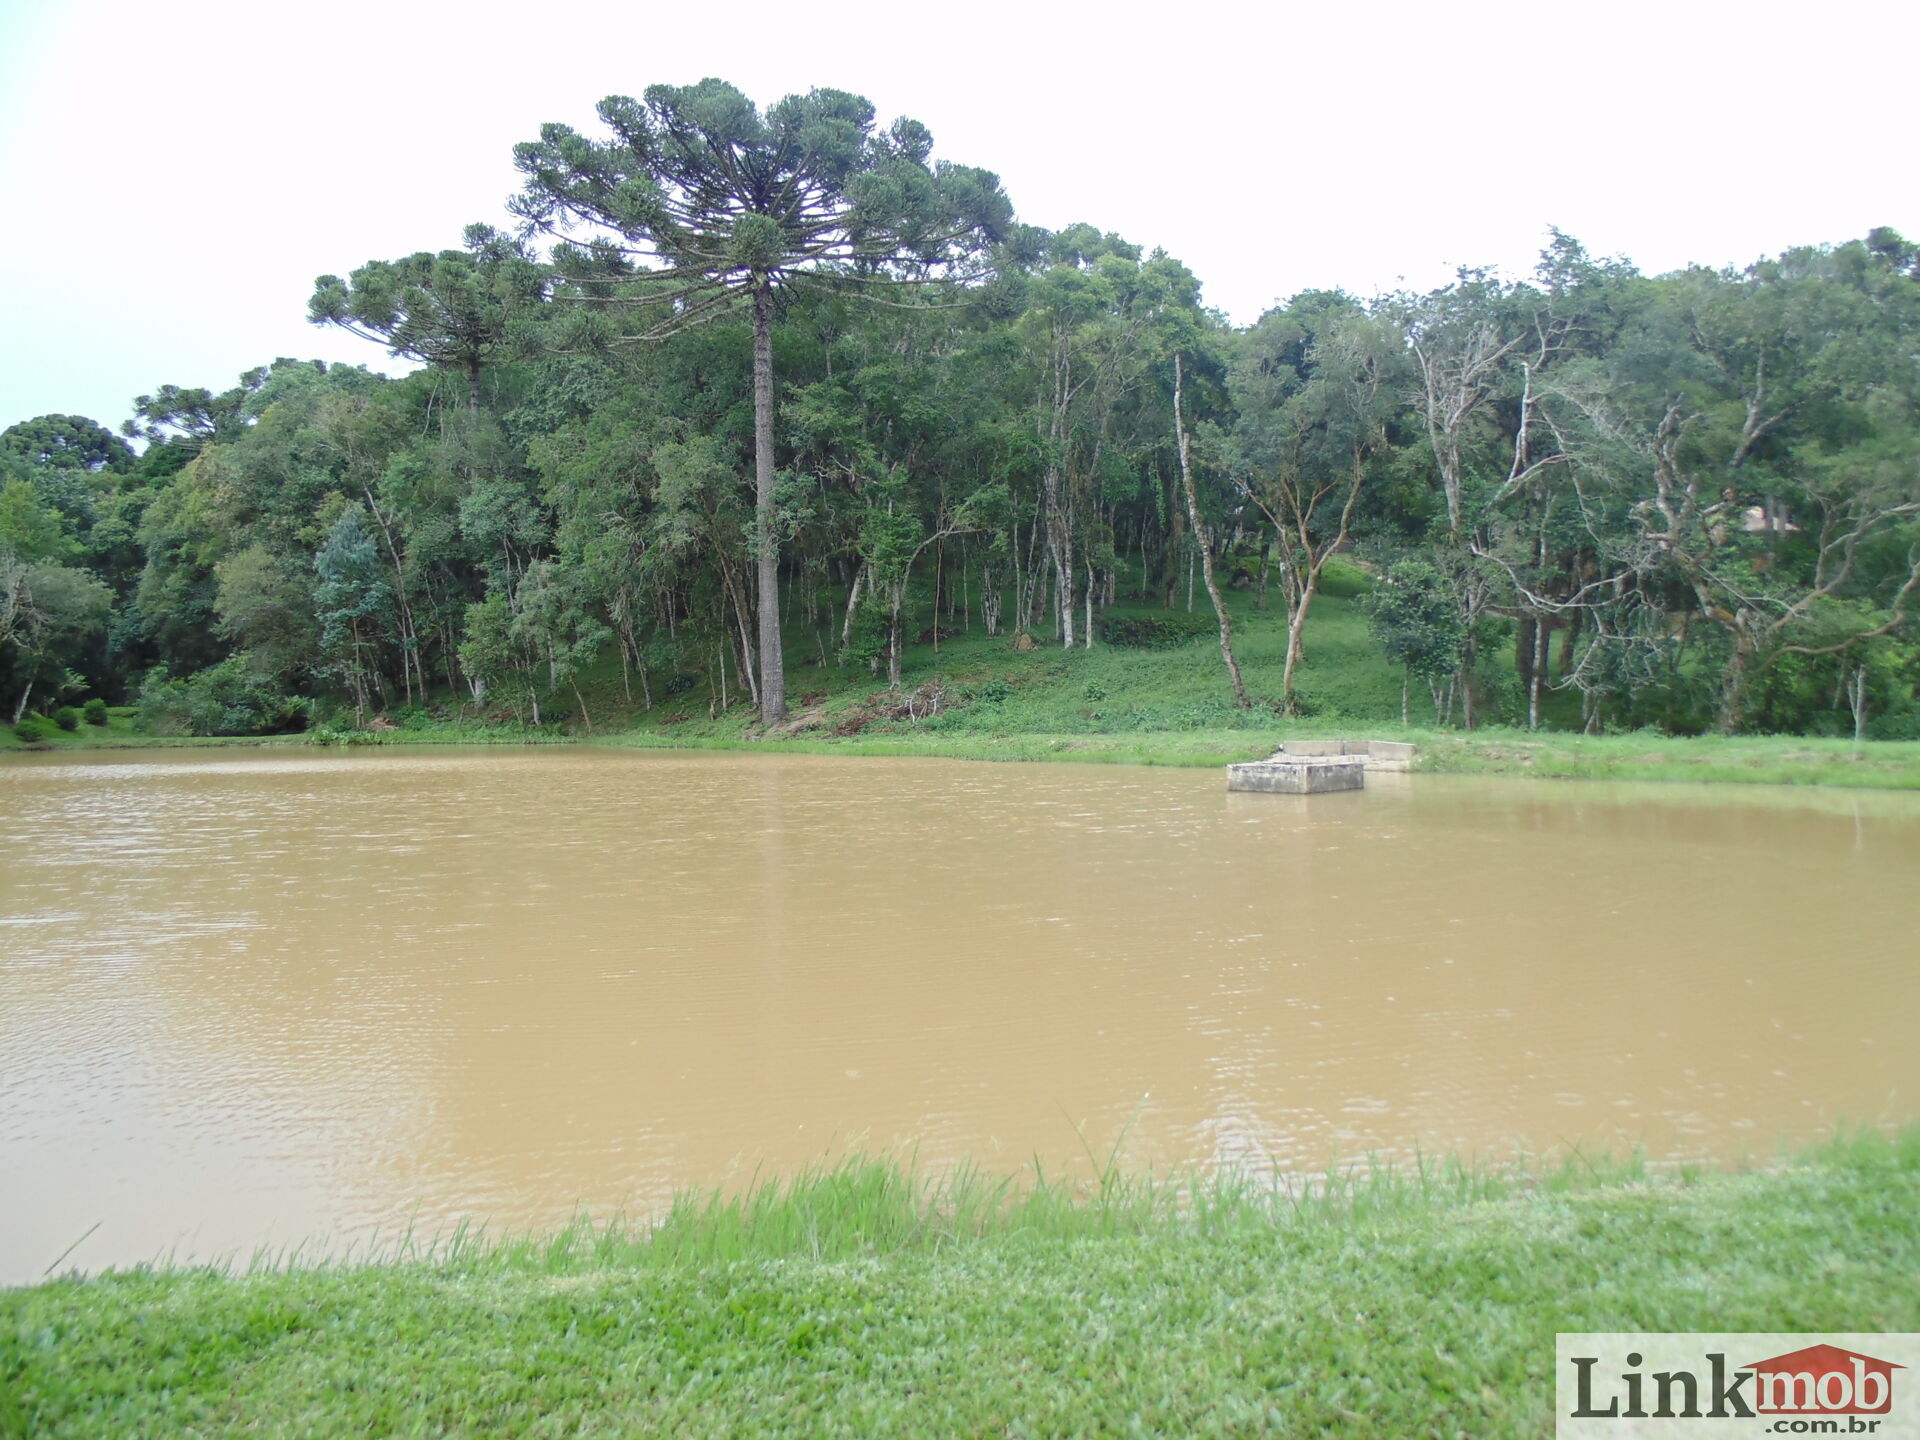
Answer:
(3, 747, 1916, 1281)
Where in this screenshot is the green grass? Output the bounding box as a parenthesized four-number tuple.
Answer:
(1, 708, 323, 754)
(1412, 727, 1920, 789)
(0, 709, 560, 755)
(586, 717, 1920, 788)
(596, 724, 1286, 767)
(0, 708, 192, 753)
(6, 1131, 1917, 1437)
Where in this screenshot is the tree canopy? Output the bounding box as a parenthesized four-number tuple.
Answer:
(7, 82, 1916, 746)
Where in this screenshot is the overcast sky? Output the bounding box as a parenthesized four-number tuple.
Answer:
(2, 0, 1914, 436)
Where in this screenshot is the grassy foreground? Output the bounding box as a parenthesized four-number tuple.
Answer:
(5, 1132, 1918, 1437)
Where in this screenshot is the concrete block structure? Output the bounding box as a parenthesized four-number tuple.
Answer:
(1224, 740, 1417, 794)
(1225, 755, 1368, 794)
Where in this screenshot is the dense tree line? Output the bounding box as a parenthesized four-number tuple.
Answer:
(6, 80, 1918, 740)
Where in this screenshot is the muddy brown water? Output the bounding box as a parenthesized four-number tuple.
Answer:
(2, 747, 1916, 1281)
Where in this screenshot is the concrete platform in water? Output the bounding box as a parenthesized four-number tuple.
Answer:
(1225, 756, 1368, 793)
(1224, 740, 1417, 795)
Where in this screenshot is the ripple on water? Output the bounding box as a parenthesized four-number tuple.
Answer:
(2, 750, 1918, 1279)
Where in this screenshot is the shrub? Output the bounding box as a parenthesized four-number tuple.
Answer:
(1097, 610, 1216, 648)
(52, 706, 81, 732)
(82, 698, 108, 726)
(838, 607, 888, 669)
(13, 717, 52, 743)
(1317, 558, 1373, 599)
(136, 658, 311, 737)
(387, 704, 443, 731)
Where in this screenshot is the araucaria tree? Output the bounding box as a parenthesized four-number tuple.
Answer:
(509, 79, 1013, 721)
(308, 226, 547, 415)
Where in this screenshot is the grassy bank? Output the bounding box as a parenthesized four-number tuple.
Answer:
(5, 1132, 1917, 1437)
(585, 718, 1920, 788)
(0, 708, 290, 753)
(10, 570, 1920, 789)
(11, 708, 1920, 792)
(1409, 727, 1920, 789)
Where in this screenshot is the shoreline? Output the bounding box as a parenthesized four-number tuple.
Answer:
(9, 721, 1920, 792)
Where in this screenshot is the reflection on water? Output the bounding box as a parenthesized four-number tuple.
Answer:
(2, 747, 1917, 1280)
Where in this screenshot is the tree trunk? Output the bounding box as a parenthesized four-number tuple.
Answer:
(887, 581, 904, 690)
(1528, 613, 1548, 731)
(840, 566, 864, 653)
(1174, 353, 1249, 708)
(1456, 570, 1483, 730)
(11, 680, 32, 726)
(1084, 558, 1094, 649)
(1281, 582, 1317, 714)
(1848, 666, 1868, 756)
(733, 601, 761, 710)
(1161, 482, 1185, 609)
(751, 280, 787, 722)
(1717, 622, 1752, 734)
(1057, 534, 1075, 648)
(348, 623, 368, 727)
(960, 539, 970, 634)
(1041, 332, 1075, 650)
(719, 567, 759, 708)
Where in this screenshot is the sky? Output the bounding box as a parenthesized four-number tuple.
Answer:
(2, 0, 1915, 436)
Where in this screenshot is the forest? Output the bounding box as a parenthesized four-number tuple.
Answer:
(4, 79, 1919, 744)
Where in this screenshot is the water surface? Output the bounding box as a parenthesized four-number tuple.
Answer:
(3, 748, 1916, 1280)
